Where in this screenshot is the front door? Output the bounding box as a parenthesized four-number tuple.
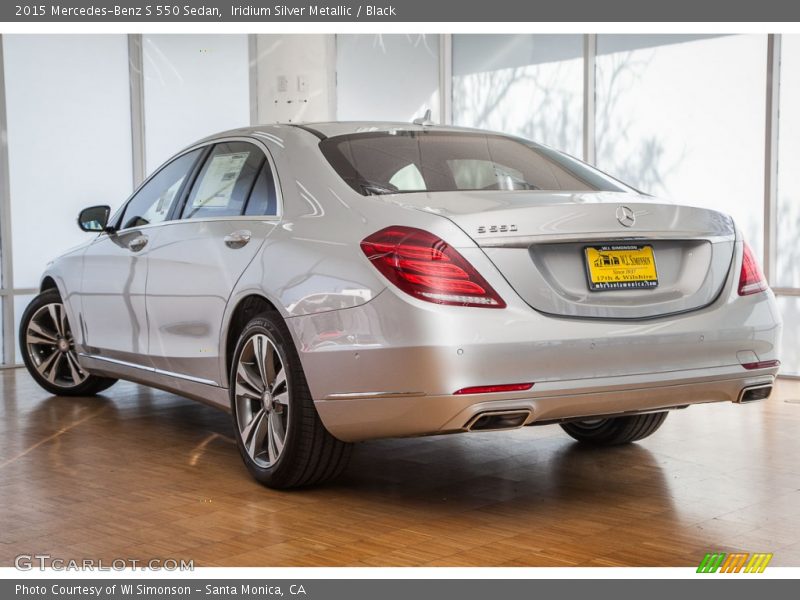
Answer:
(78, 148, 204, 367)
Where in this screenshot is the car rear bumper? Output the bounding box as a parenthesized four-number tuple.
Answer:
(312, 366, 777, 441)
(286, 279, 782, 441)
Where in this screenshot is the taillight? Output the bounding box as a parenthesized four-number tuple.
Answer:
(738, 242, 768, 296)
(361, 226, 506, 308)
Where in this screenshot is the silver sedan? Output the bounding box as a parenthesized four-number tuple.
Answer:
(19, 122, 782, 488)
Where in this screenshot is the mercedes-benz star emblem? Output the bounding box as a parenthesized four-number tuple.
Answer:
(616, 205, 636, 227)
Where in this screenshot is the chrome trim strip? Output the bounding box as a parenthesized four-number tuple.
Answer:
(324, 391, 425, 400)
(478, 232, 735, 248)
(79, 353, 218, 386)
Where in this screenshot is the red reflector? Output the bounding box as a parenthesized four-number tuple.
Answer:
(454, 383, 534, 395)
(361, 226, 505, 308)
(742, 360, 780, 370)
(738, 242, 768, 296)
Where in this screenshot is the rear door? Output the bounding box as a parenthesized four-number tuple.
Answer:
(144, 140, 281, 385)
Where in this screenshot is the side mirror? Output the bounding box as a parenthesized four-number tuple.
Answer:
(78, 205, 112, 233)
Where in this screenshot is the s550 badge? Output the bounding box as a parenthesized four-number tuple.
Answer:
(477, 224, 518, 234)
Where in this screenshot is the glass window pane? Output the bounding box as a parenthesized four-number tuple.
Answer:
(119, 149, 202, 229)
(595, 34, 767, 260)
(452, 34, 584, 157)
(775, 296, 800, 376)
(3, 34, 133, 289)
(13, 294, 36, 365)
(320, 131, 631, 196)
(182, 142, 264, 219)
(776, 35, 800, 288)
(143, 34, 250, 174)
(244, 164, 279, 216)
(336, 34, 440, 122)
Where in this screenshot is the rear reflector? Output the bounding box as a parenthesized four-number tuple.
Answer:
(741, 360, 780, 370)
(454, 383, 534, 395)
(738, 242, 768, 296)
(361, 226, 505, 308)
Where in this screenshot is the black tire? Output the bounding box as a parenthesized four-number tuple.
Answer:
(19, 289, 117, 396)
(560, 412, 668, 446)
(229, 312, 352, 489)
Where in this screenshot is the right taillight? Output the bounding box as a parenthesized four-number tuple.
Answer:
(361, 226, 506, 308)
(738, 242, 768, 296)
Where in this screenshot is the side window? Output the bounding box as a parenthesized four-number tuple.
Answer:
(181, 142, 265, 220)
(119, 149, 202, 230)
(244, 161, 279, 216)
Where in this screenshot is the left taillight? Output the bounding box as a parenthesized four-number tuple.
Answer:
(738, 242, 768, 296)
(360, 226, 506, 308)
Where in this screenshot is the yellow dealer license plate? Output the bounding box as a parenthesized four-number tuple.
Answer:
(584, 245, 658, 291)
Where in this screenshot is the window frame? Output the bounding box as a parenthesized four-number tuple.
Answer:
(108, 136, 284, 234)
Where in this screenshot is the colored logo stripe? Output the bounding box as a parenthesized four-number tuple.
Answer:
(744, 553, 773, 573)
(697, 552, 773, 573)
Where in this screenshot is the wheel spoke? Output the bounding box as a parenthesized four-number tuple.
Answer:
(236, 361, 263, 395)
(64, 352, 84, 384)
(271, 366, 287, 395)
(273, 390, 289, 408)
(265, 341, 278, 387)
(246, 409, 269, 460)
(254, 336, 269, 389)
(27, 321, 58, 345)
(41, 352, 63, 383)
(48, 304, 64, 337)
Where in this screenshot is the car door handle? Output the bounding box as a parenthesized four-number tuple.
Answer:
(128, 235, 148, 252)
(224, 230, 252, 249)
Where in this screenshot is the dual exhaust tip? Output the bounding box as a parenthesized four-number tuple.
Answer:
(465, 409, 531, 432)
(737, 384, 773, 403)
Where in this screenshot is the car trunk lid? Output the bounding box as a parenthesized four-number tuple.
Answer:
(389, 190, 736, 319)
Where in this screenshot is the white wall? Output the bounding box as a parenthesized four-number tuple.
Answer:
(254, 34, 336, 123)
(142, 34, 250, 174)
(3, 34, 133, 290)
(336, 34, 440, 122)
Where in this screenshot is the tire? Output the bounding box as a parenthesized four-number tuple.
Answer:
(229, 313, 352, 489)
(560, 412, 668, 446)
(19, 289, 117, 396)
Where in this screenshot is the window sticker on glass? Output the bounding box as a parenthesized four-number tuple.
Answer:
(191, 151, 250, 210)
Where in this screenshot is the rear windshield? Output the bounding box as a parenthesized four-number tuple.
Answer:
(319, 130, 633, 196)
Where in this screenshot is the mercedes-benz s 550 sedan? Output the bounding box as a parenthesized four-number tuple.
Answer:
(20, 122, 782, 488)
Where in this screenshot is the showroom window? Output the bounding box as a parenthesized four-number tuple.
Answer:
(452, 34, 584, 158)
(142, 34, 250, 174)
(595, 34, 767, 262)
(336, 34, 440, 122)
(776, 35, 800, 376)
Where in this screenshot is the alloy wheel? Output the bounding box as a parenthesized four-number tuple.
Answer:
(234, 333, 290, 468)
(25, 302, 88, 388)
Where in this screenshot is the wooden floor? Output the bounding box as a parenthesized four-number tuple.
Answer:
(1, 367, 800, 567)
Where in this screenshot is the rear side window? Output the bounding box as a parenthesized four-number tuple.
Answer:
(119, 149, 202, 230)
(319, 130, 633, 196)
(181, 142, 265, 219)
(244, 162, 278, 216)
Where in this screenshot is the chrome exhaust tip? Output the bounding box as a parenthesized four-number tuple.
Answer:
(465, 409, 531, 432)
(737, 384, 773, 403)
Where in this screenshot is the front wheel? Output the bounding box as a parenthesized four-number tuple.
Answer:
(230, 313, 352, 489)
(19, 289, 117, 396)
(560, 412, 668, 446)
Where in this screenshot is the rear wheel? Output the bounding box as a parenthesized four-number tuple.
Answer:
(230, 313, 352, 488)
(560, 412, 668, 446)
(19, 289, 117, 396)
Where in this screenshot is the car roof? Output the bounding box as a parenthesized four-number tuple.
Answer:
(197, 121, 492, 145)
